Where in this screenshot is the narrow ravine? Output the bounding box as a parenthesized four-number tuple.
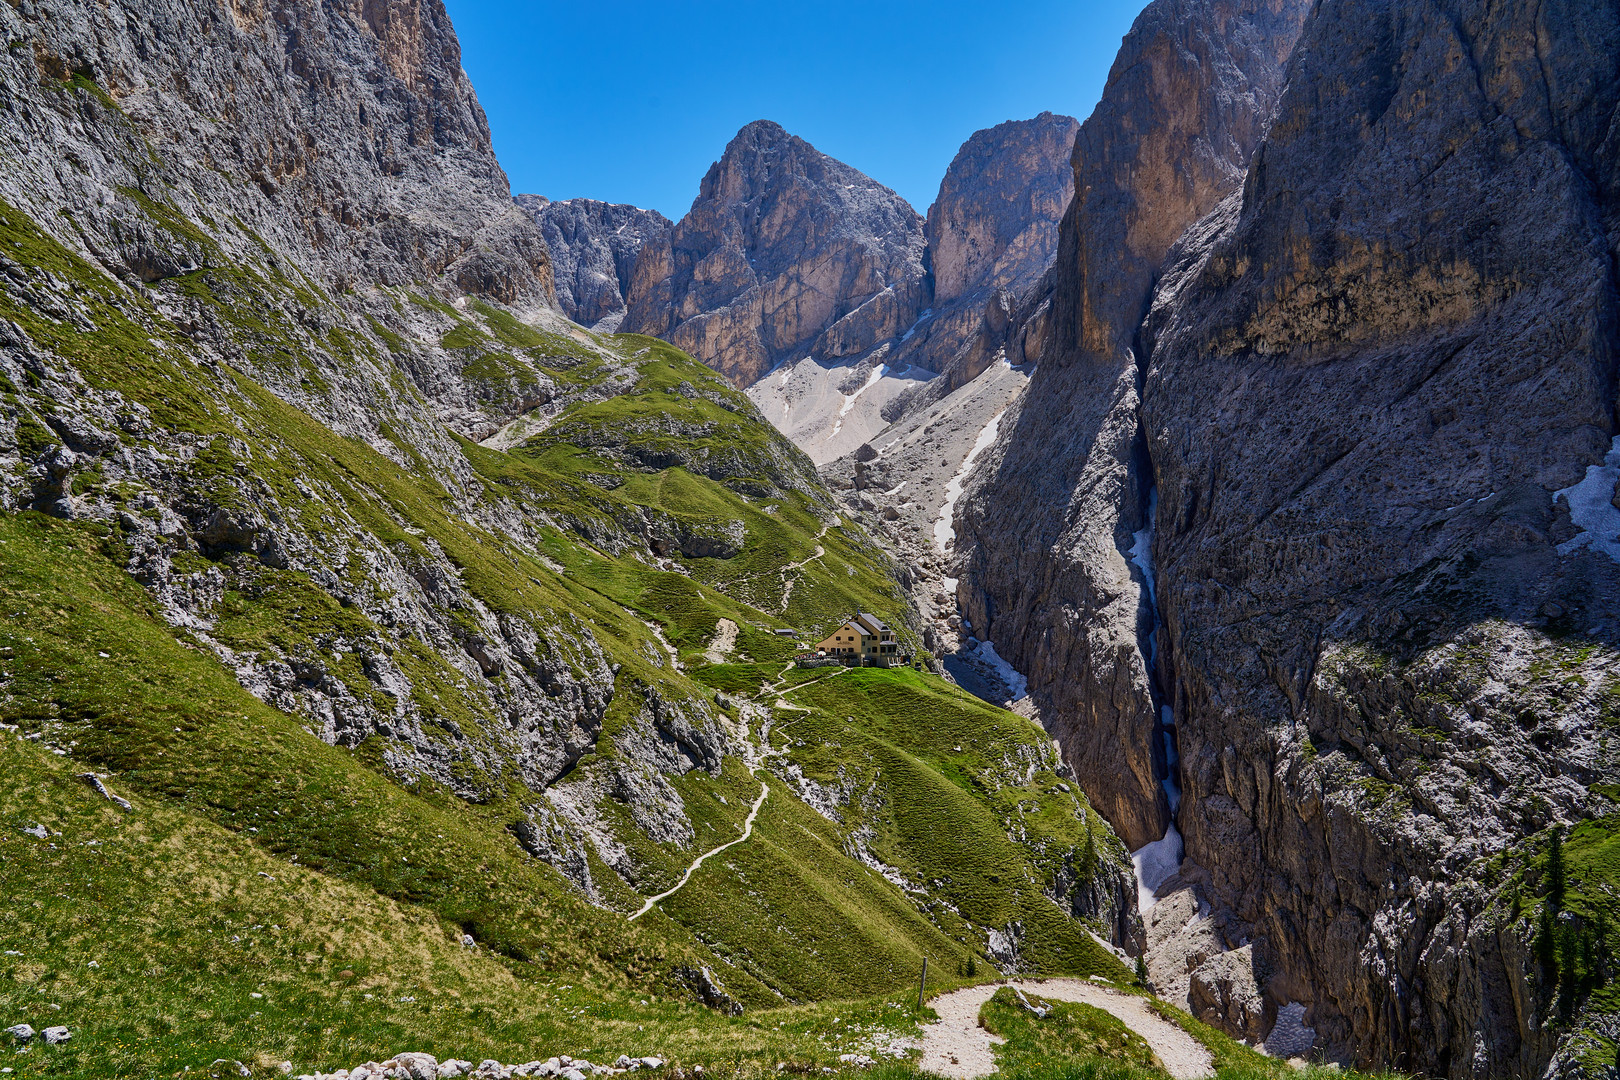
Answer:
(917, 979, 1213, 1080)
(1125, 485, 1183, 912)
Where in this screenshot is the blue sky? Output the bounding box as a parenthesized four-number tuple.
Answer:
(442, 0, 1149, 220)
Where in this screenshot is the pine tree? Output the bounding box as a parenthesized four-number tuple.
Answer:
(1537, 903, 1558, 974)
(1549, 826, 1567, 913)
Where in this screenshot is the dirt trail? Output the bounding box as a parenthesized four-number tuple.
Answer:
(626, 777, 769, 922)
(702, 618, 739, 664)
(918, 979, 1213, 1080)
(776, 522, 831, 614)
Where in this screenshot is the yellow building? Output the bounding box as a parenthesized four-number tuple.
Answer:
(814, 612, 902, 666)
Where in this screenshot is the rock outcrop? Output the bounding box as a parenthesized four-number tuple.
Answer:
(518, 195, 672, 331)
(955, 0, 1312, 852)
(622, 120, 929, 387)
(1137, 0, 1620, 1072)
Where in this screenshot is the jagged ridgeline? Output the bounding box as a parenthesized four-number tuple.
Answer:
(0, 0, 1132, 1071)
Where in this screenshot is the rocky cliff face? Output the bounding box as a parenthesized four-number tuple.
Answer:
(0, 0, 551, 306)
(956, 0, 1312, 853)
(959, 0, 1620, 1072)
(517, 195, 671, 332)
(1135, 0, 1620, 1072)
(927, 112, 1077, 307)
(745, 113, 1075, 469)
(910, 111, 1078, 390)
(622, 120, 929, 388)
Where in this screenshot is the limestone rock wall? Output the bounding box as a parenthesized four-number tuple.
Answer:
(518, 195, 671, 331)
(0, 0, 552, 306)
(955, 0, 1312, 852)
(622, 120, 929, 387)
(1138, 0, 1620, 1071)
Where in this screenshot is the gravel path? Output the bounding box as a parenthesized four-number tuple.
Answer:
(917, 979, 1214, 1079)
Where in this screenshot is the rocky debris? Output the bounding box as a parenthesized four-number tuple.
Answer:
(298, 1053, 668, 1080)
(79, 772, 132, 810)
(623, 120, 929, 388)
(518, 196, 672, 332)
(674, 965, 744, 1016)
(1011, 988, 1050, 1019)
(4, 1024, 33, 1043)
(1187, 947, 1266, 1047)
(41, 1026, 70, 1044)
(818, 358, 1028, 653)
(955, 0, 1312, 853)
(20, 824, 48, 840)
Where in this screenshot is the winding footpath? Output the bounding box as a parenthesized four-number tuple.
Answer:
(918, 979, 1213, 1080)
(776, 521, 832, 614)
(626, 779, 770, 922)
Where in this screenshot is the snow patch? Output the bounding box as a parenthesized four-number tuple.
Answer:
(975, 639, 1028, 703)
(1261, 1001, 1316, 1059)
(900, 308, 933, 342)
(1555, 436, 1620, 562)
(839, 365, 889, 418)
(1130, 823, 1183, 913)
(828, 364, 889, 440)
(1128, 489, 1159, 625)
(933, 409, 1006, 552)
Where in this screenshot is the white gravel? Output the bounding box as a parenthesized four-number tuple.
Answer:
(917, 979, 1214, 1079)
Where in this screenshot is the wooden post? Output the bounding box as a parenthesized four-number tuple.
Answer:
(918, 957, 928, 1010)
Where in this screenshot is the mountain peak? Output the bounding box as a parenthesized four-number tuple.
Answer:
(622, 123, 927, 386)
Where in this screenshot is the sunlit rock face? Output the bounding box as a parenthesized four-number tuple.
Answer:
(957, 0, 1312, 855)
(622, 119, 929, 388)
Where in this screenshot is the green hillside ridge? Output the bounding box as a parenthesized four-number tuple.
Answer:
(0, 186, 1141, 1075)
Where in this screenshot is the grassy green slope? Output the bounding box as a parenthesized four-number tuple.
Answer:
(771, 670, 1127, 975)
(0, 188, 1134, 1075)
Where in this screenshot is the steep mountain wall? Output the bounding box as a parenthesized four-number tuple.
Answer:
(517, 195, 671, 332)
(622, 120, 929, 388)
(1138, 0, 1620, 1072)
(927, 112, 1077, 308)
(0, 0, 551, 308)
(955, 0, 1312, 852)
(747, 113, 1075, 467)
(908, 111, 1079, 390)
